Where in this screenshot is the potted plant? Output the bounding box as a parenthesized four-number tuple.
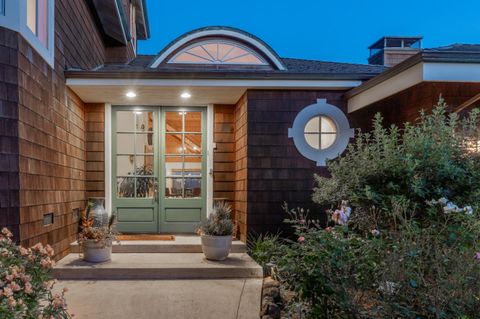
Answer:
(197, 202, 234, 261)
(77, 199, 118, 263)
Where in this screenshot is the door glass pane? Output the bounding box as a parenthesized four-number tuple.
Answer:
(184, 157, 202, 177)
(165, 134, 183, 154)
(135, 133, 154, 153)
(165, 156, 183, 177)
(136, 177, 154, 198)
(117, 111, 135, 132)
(184, 112, 201, 132)
(117, 155, 135, 176)
(184, 178, 201, 198)
(165, 178, 183, 198)
(117, 133, 135, 154)
(184, 134, 202, 154)
(136, 155, 153, 175)
(117, 177, 135, 198)
(166, 112, 183, 132)
(135, 112, 154, 131)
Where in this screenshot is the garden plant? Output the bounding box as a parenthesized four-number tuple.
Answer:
(0, 228, 71, 319)
(251, 101, 480, 319)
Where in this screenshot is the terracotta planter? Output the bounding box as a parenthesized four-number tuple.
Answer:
(82, 238, 112, 263)
(201, 235, 232, 261)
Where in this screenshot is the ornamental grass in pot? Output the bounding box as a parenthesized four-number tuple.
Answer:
(197, 202, 234, 261)
(78, 199, 118, 263)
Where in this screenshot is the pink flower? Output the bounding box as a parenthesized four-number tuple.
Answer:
(325, 227, 332, 232)
(299, 219, 306, 225)
(19, 247, 29, 256)
(3, 287, 13, 297)
(475, 252, 480, 261)
(1, 227, 13, 238)
(8, 282, 21, 292)
(24, 282, 33, 294)
(7, 296, 16, 308)
(297, 236, 305, 243)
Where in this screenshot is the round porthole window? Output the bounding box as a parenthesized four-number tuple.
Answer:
(304, 116, 338, 150)
(288, 99, 354, 166)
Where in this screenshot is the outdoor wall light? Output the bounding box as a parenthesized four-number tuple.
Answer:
(126, 91, 137, 98)
(181, 92, 191, 99)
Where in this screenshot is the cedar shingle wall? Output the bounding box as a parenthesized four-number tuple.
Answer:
(0, 28, 20, 239)
(85, 104, 105, 198)
(245, 90, 347, 237)
(0, 0, 107, 258)
(234, 95, 248, 241)
(213, 105, 235, 205)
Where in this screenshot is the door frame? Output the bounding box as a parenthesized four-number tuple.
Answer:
(105, 104, 213, 233)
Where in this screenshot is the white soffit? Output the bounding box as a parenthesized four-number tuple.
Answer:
(348, 62, 480, 113)
(66, 79, 362, 105)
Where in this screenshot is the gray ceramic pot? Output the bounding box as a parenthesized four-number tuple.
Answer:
(201, 235, 232, 261)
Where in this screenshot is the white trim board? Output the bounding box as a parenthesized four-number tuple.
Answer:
(348, 62, 480, 113)
(206, 104, 214, 216)
(149, 29, 287, 70)
(66, 78, 362, 89)
(104, 103, 112, 215)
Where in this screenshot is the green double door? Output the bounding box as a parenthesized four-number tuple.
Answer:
(112, 106, 207, 233)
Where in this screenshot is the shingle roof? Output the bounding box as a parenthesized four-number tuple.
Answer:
(74, 55, 387, 80)
(426, 43, 480, 52)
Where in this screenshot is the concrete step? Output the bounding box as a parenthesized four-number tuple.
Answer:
(69, 237, 247, 254)
(53, 253, 263, 280)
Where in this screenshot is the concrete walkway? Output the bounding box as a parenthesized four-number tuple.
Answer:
(57, 278, 262, 319)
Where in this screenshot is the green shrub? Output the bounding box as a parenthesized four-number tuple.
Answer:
(250, 102, 480, 318)
(313, 100, 480, 231)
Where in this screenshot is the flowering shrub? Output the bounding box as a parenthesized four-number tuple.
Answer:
(250, 103, 480, 318)
(0, 228, 71, 319)
(313, 101, 480, 229)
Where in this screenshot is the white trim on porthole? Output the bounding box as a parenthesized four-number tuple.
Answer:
(288, 99, 354, 166)
(0, 0, 55, 67)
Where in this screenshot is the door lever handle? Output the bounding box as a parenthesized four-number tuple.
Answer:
(154, 178, 159, 203)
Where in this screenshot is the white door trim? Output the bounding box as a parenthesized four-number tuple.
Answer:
(104, 103, 112, 215)
(206, 104, 214, 216)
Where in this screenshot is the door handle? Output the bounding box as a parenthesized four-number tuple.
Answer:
(154, 178, 159, 203)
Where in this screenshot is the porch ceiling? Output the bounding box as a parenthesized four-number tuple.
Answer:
(67, 85, 248, 105)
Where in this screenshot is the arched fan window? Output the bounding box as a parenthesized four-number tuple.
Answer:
(169, 40, 268, 65)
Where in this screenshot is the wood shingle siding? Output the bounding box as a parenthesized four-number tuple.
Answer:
(234, 95, 248, 241)
(0, 0, 109, 259)
(85, 103, 105, 199)
(244, 90, 347, 237)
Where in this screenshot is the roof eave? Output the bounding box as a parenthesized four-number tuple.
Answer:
(64, 70, 382, 81)
(346, 51, 480, 99)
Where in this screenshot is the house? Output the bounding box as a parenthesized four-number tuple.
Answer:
(1, 0, 479, 259)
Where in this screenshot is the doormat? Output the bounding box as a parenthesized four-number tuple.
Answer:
(117, 234, 175, 241)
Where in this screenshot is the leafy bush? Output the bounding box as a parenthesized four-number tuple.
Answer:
(0, 228, 71, 319)
(197, 202, 234, 236)
(313, 100, 480, 231)
(250, 103, 480, 318)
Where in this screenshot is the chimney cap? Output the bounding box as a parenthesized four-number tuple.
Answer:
(368, 36, 423, 50)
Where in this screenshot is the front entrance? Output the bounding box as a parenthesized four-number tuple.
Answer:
(112, 106, 207, 233)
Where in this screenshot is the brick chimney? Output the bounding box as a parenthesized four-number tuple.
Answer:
(368, 36, 423, 67)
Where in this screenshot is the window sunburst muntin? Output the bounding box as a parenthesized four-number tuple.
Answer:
(169, 40, 268, 65)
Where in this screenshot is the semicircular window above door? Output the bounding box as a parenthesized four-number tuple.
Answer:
(169, 40, 268, 65)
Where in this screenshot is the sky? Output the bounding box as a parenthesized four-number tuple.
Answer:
(138, 0, 480, 65)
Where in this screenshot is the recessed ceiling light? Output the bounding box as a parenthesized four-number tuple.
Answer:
(126, 91, 137, 98)
(181, 92, 191, 99)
